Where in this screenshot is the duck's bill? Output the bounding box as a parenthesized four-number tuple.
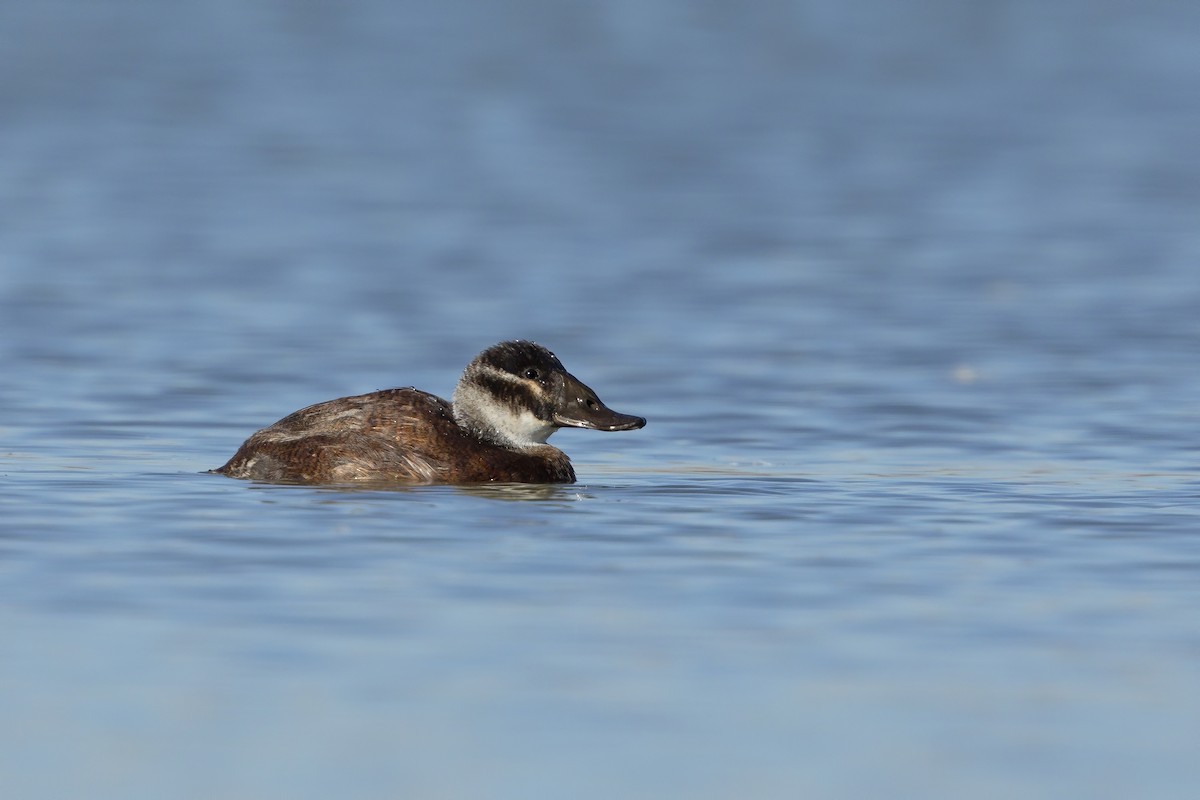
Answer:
(555, 411, 647, 431)
(553, 373, 647, 432)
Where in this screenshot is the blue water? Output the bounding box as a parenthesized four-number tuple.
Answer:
(3, 1, 1200, 798)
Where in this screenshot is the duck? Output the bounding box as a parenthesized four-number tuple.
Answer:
(212, 340, 645, 485)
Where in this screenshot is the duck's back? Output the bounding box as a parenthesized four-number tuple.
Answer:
(214, 388, 574, 485)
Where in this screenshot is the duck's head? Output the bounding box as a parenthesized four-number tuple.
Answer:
(451, 340, 646, 449)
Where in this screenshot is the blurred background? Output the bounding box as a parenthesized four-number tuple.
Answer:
(3, 0, 1196, 447)
(3, 1, 1200, 798)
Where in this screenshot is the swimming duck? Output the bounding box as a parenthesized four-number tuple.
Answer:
(213, 340, 645, 485)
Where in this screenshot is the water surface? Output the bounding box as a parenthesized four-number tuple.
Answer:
(3, 2, 1200, 798)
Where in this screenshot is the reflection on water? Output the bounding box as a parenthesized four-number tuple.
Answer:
(451, 483, 587, 502)
(314, 480, 589, 503)
(206, 472, 606, 501)
(4, 0, 1200, 798)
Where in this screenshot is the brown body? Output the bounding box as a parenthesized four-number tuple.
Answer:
(214, 388, 576, 484)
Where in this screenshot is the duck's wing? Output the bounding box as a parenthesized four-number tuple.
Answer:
(215, 388, 457, 484)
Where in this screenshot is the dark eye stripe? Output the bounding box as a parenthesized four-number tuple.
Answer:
(474, 372, 551, 418)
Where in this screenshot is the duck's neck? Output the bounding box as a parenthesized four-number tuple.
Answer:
(452, 381, 557, 451)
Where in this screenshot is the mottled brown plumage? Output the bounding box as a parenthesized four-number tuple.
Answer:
(213, 341, 645, 485)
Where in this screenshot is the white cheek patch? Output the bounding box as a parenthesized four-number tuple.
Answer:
(479, 404, 553, 447)
(456, 382, 557, 448)
(510, 410, 555, 445)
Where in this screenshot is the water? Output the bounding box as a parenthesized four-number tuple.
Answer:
(3, 1, 1200, 798)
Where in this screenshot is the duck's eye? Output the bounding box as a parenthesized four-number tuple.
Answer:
(523, 368, 540, 380)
